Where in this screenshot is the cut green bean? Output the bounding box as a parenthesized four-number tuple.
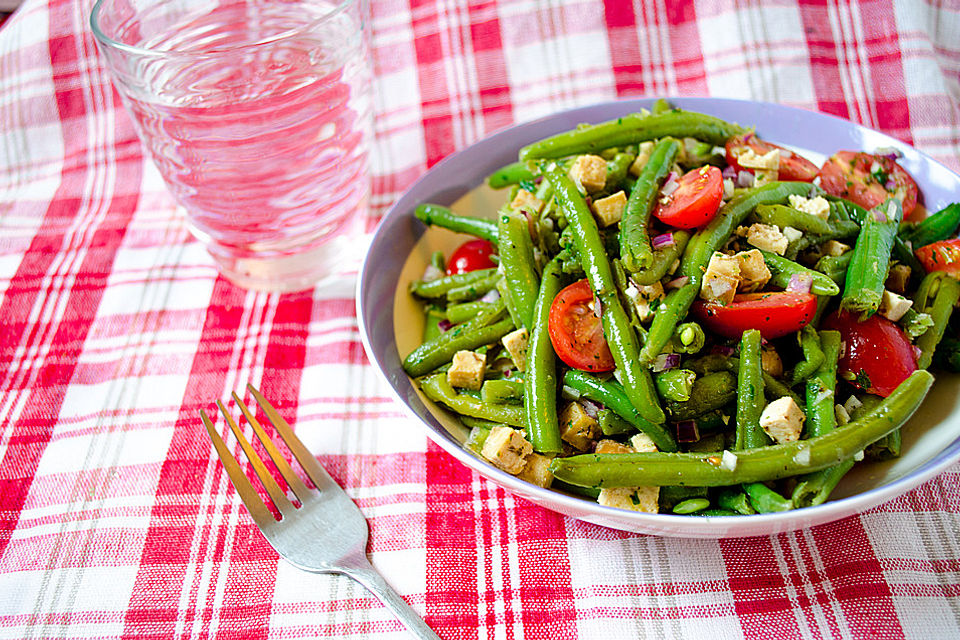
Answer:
(629, 230, 691, 285)
(752, 203, 837, 235)
(665, 371, 737, 421)
(914, 272, 960, 369)
(792, 325, 825, 384)
(481, 378, 524, 405)
(524, 258, 564, 453)
(549, 370, 933, 488)
(403, 303, 511, 377)
(446, 300, 496, 324)
(420, 374, 525, 427)
(735, 330, 769, 451)
(620, 138, 681, 271)
(654, 368, 697, 403)
(415, 204, 499, 243)
(411, 267, 498, 299)
(761, 250, 841, 296)
(497, 208, 541, 329)
(841, 198, 902, 317)
(742, 482, 793, 513)
(900, 203, 960, 248)
(487, 161, 536, 189)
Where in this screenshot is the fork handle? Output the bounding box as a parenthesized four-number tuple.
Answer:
(341, 554, 441, 640)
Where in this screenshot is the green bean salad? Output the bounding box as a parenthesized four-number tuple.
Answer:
(402, 100, 960, 516)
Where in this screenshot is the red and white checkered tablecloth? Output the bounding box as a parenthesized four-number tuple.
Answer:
(2, 0, 960, 637)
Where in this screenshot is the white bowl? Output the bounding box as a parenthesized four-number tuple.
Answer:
(357, 97, 960, 538)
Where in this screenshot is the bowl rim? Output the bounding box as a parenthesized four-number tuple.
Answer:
(357, 96, 960, 537)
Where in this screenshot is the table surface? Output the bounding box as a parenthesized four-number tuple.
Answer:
(2, 0, 960, 638)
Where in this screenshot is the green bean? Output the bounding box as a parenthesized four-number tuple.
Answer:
(446, 300, 495, 324)
(411, 267, 498, 299)
(761, 250, 841, 296)
(561, 370, 677, 452)
(752, 204, 837, 235)
(742, 482, 793, 513)
(605, 152, 635, 191)
(549, 370, 933, 488)
(914, 272, 960, 369)
(651, 98, 672, 114)
(524, 258, 564, 453)
(461, 416, 503, 430)
(628, 230, 691, 285)
(487, 161, 536, 189)
(791, 459, 856, 508)
(803, 330, 841, 438)
(497, 209, 541, 329)
(665, 371, 737, 421)
(403, 304, 511, 376)
(446, 272, 501, 303)
(598, 408, 635, 436)
(430, 250, 446, 272)
(495, 278, 524, 329)
(717, 487, 756, 515)
(688, 354, 803, 406)
(659, 485, 709, 511)
(519, 109, 746, 160)
(815, 252, 853, 285)
(792, 325, 825, 384)
(735, 330, 770, 451)
(420, 374, 525, 427)
(900, 203, 960, 248)
(866, 429, 902, 461)
(671, 321, 706, 354)
(841, 198, 902, 317)
(899, 307, 935, 340)
(546, 167, 668, 427)
(620, 138, 681, 271)
(481, 378, 524, 405)
(422, 305, 446, 342)
(414, 204, 499, 243)
(838, 196, 925, 280)
(641, 182, 814, 363)
(654, 368, 697, 403)
(673, 498, 711, 514)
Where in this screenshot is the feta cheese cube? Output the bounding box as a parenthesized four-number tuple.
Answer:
(480, 426, 532, 474)
(559, 402, 601, 450)
(746, 223, 789, 255)
(879, 289, 913, 322)
(629, 141, 656, 176)
(628, 432, 658, 453)
(700, 252, 740, 305)
(735, 248, 772, 292)
(759, 396, 806, 444)
(501, 327, 529, 372)
(511, 188, 544, 214)
(569, 154, 608, 193)
(788, 194, 831, 220)
(447, 350, 486, 390)
(517, 453, 554, 488)
(591, 190, 627, 227)
(632, 280, 665, 322)
(598, 485, 660, 513)
(737, 147, 781, 171)
(822, 239, 851, 257)
(781, 226, 803, 244)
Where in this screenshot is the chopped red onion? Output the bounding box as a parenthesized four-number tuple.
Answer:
(711, 345, 737, 357)
(661, 172, 679, 196)
(874, 146, 903, 160)
(736, 170, 755, 188)
(743, 132, 754, 142)
(675, 420, 700, 443)
(520, 209, 538, 240)
(884, 178, 897, 191)
(873, 207, 887, 223)
(787, 273, 813, 293)
(581, 399, 602, 418)
(437, 319, 453, 332)
(651, 232, 676, 249)
(422, 264, 444, 282)
(593, 294, 602, 318)
(666, 276, 690, 290)
(721, 165, 738, 179)
(913, 345, 922, 362)
(652, 353, 681, 372)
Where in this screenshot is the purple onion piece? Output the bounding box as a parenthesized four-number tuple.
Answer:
(666, 276, 690, 290)
(675, 420, 700, 443)
(721, 165, 738, 179)
(787, 273, 813, 293)
(437, 319, 453, 332)
(652, 352, 681, 372)
(711, 344, 737, 357)
(736, 170, 755, 188)
(873, 207, 887, 223)
(480, 289, 501, 303)
(593, 294, 602, 318)
(651, 232, 676, 249)
(580, 398, 602, 419)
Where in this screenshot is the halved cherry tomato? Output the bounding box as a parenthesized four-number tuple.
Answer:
(547, 279, 615, 372)
(725, 134, 819, 182)
(821, 310, 917, 397)
(653, 165, 724, 229)
(818, 151, 919, 218)
(690, 291, 818, 340)
(915, 239, 960, 277)
(446, 239, 496, 275)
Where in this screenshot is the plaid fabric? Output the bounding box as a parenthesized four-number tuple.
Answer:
(2, 0, 960, 637)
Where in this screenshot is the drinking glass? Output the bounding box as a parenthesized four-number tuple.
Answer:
(91, 0, 373, 292)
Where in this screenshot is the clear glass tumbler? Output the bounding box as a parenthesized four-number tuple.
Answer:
(91, 0, 373, 292)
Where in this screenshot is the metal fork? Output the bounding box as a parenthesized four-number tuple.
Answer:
(200, 384, 439, 639)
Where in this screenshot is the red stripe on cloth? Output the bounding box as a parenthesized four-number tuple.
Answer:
(798, 0, 854, 121)
(665, 1, 707, 93)
(514, 501, 579, 636)
(603, 0, 645, 96)
(719, 536, 805, 638)
(121, 281, 276, 639)
(857, 0, 912, 142)
(425, 441, 476, 633)
(467, 0, 514, 133)
(810, 517, 906, 640)
(0, 15, 140, 559)
(410, 0, 456, 167)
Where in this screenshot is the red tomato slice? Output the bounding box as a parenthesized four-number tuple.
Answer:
(725, 135, 819, 182)
(821, 311, 917, 397)
(915, 239, 960, 277)
(653, 165, 724, 229)
(818, 151, 919, 218)
(446, 239, 496, 275)
(690, 291, 818, 340)
(547, 279, 615, 372)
